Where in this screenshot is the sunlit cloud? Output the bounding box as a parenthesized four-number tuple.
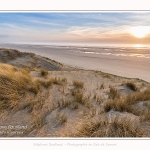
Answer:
(0, 12, 150, 45)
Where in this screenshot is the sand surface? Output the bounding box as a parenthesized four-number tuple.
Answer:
(0, 67, 150, 137)
(0, 48, 150, 137)
(0, 43, 150, 82)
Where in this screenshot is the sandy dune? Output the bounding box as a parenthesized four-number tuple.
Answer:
(0, 48, 71, 71)
(0, 48, 150, 137)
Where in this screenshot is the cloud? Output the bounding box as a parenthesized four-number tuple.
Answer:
(27, 19, 64, 27)
(0, 34, 8, 38)
(0, 12, 150, 44)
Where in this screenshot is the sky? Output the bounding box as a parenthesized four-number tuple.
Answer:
(0, 12, 150, 45)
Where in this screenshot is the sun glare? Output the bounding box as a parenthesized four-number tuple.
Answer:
(130, 26, 150, 38)
(134, 44, 144, 49)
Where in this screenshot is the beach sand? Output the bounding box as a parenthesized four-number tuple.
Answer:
(1, 43, 149, 82)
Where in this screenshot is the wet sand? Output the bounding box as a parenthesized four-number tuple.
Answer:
(0, 43, 150, 82)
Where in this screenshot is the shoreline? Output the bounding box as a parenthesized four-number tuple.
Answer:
(0, 43, 150, 83)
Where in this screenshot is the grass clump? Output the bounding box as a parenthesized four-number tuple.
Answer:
(32, 113, 45, 129)
(140, 110, 150, 122)
(125, 82, 138, 91)
(41, 80, 52, 88)
(104, 88, 150, 114)
(69, 116, 143, 137)
(104, 99, 129, 112)
(62, 78, 67, 83)
(70, 89, 85, 105)
(69, 102, 79, 109)
(56, 112, 67, 123)
(50, 77, 63, 85)
(28, 84, 39, 95)
(0, 63, 32, 110)
(57, 99, 72, 108)
(74, 91, 84, 104)
(143, 102, 150, 109)
(125, 88, 150, 104)
(109, 86, 120, 99)
(34, 79, 52, 89)
(96, 96, 105, 104)
(40, 69, 48, 77)
(73, 80, 84, 89)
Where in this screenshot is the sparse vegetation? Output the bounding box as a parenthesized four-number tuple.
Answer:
(104, 88, 150, 115)
(0, 48, 150, 137)
(50, 77, 63, 85)
(28, 84, 39, 95)
(125, 88, 150, 104)
(68, 116, 144, 137)
(56, 112, 67, 123)
(0, 63, 32, 110)
(57, 99, 72, 108)
(69, 102, 79, 109)
(93, 93, 97, 99)
(74, 91, 85, 104)
(73, 80, 84, 89)
(0, 49, 23, 62)
(140, 110, 150, 122)
(125, 82, 138, 91)
(100, 83, 104, 89)
(35, 79, 52, 89)
(62, 78, 67, 83)
(32, 113, 45, 129)
(70, 89, 86, 105)
(143, 102, 150, 109)
(90, 107, 97, 116)
(104, 98, 129, 112)
(40, 69, 48, 77)
(109, 86, 120, 99)
(103, 74, 111, 79)
(96, 96, 105, 104)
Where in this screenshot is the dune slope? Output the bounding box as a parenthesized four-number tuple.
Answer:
(0, 48, 150, 137)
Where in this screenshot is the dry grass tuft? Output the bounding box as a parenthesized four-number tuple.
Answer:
(109, 86, 120, 99)
(56, 112, 67, 123)
(104, 88, 150, 115)
(28, 84, 39, 95)
(70, 89, 86, 105)
(61, 78, 67, 83)
(69, 102, 79, 109)
(57, 98, 72, 108)
(125, 82, 138, 91)
(104, 99, 131, 112)
(104, 99, 141, 115)
(125, 88, 150, 104)
(34, 79, 52, 89)
(50, 77, 63, 85)
(96, 96, 105, 104)
(100, 83, 104, 89)
(40, 69, 48, 77)
(73, 80, 84, 89)
(90, 107, 97, 116)
(69, 116, 144, 137)
(0, 63, 32, 110)
(32, 113, 45, 129)
(140, 110, 150, 122)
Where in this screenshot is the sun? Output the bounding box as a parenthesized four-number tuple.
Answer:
(130, 26, 150, 38)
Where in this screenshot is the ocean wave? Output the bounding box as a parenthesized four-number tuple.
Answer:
(69, 50, 150, 59)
